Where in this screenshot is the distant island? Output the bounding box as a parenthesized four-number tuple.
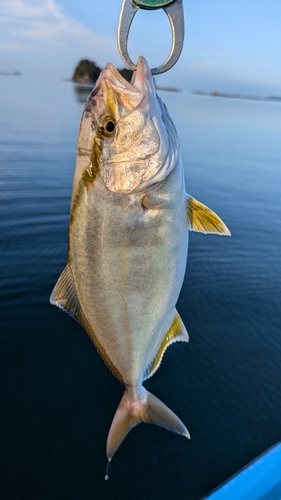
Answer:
(71, 59, 133, 83)
(193, 90, 281, 102)
(71, 59, 179, 92)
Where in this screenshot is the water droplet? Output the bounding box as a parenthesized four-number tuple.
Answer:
(105, 460, 110, 481)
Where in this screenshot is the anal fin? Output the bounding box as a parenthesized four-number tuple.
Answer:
(143, 311, 189, 381)
(50, 265, 124, 384)
(187, 196, 231, 236)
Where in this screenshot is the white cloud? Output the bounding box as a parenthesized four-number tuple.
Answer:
(0, 0, 116, 63)
(1, 0, 62, 19)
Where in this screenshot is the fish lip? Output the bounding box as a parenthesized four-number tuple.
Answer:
(131, 56, 153, 92)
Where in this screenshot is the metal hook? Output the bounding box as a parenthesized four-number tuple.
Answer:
(117, 0, 184, 75)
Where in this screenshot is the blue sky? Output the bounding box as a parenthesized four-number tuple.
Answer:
(1, 0, 281, 95)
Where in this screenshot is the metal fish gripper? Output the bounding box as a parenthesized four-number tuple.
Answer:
(117, 0, 185, 75)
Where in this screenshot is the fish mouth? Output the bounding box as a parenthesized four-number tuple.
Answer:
(105, 56, 152, 92)
(100, 56, 155, 112)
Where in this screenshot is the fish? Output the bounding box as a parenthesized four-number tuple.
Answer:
(50, 56, 230, 474)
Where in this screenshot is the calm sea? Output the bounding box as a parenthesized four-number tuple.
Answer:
(0, 75, 281, 500)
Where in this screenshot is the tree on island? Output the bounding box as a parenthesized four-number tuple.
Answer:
(72, 59, 132, 83)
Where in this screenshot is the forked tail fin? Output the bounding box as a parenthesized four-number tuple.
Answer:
(106, 386, 190, 462)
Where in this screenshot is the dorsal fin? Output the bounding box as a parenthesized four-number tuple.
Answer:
(50, 265, 124, 384)
(187, 196, 231, 236)
(143, 311, 189, 381)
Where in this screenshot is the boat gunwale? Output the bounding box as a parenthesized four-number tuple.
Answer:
(202, 441, 281, 500)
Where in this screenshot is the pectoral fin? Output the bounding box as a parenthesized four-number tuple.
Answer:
(187, 196, 231, 236)
(143, 311, 189, 381)
(141, 194, 164, 210)
(50, 265, 124, 384)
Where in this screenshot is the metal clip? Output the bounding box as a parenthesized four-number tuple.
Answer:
(117, 0, 184, 75)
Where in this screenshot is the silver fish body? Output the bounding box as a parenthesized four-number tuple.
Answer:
(51, 56, 230, 466)
(70, 142, 188, 387)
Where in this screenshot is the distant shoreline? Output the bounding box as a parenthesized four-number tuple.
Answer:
(0, 71, 21, 76)
(69, 79, 180, 93)
(193, 90, 281, 102)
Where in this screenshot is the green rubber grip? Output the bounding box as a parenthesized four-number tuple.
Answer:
(131, 0, 175, 10)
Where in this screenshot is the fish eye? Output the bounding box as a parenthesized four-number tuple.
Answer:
(98, 116, 116, 137)
(105, 121, 115, 133)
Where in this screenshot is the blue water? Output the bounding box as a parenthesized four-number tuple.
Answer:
(0, 75, 281, 500)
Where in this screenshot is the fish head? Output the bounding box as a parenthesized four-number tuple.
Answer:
(79, 56, 179, 194)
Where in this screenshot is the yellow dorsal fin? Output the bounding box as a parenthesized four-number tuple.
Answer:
(143, 312, 189, 381)
(187, 196, 231, 236)
(50, 265, 124, 384)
